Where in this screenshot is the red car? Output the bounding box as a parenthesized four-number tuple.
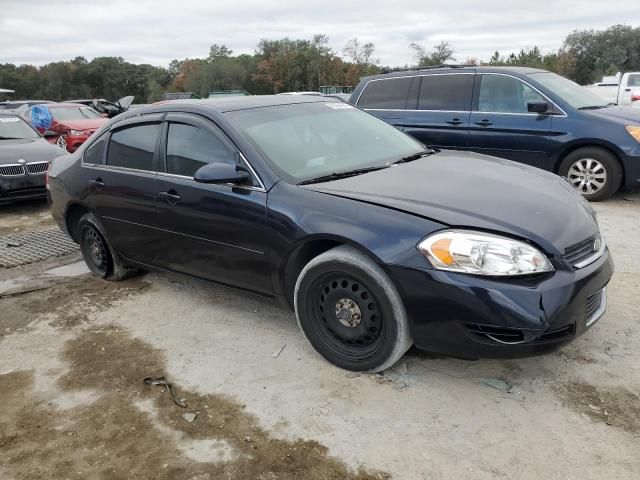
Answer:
(23, 103, 108, 153)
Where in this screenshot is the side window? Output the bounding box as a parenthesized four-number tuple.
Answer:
(83, 134, 107, 165)
(106, 123, 160, 171)
(165, 123, 236, 177)
(477, 75, 544, 113)
(357, 77, 412, 109)
(418, 74, 474, 111)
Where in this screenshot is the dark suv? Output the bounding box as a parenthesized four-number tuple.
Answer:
(350, 66, 640, 201)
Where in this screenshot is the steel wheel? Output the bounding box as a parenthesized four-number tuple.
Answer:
(567, 158, 607, 195)
(56, 135, 68, 152)
(81, 225, 111, 277)
(308, 273, 385, 360)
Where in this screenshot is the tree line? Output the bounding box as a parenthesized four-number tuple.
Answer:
(1, 24, 638, 103)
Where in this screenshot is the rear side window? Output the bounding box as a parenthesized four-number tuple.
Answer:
(357, 77, 412, 109)
(418, 74, 474, 111)
(477, 75, 544, 113)
(84, 134, 107, 165)
(107, 123, 160, 171)
(166, 123, 236, 177)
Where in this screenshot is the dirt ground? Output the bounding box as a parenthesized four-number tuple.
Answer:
(1, 192, 639, 479)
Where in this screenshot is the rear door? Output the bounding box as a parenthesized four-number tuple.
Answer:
(82, 116, 162, 263)
(401, 73, 474, 149)
(150, 113, 272, 294)
(468, 74, 553, 167)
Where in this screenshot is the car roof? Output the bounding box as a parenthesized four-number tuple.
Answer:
(151, 94, 337, 113)
(361, 65, 548, 82)
(35, 102, 87, 108)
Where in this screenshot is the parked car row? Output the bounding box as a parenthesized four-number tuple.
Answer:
(348, 66, 640, 201)
(584, 72, 640, 108)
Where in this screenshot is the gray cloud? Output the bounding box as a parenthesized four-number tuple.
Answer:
(0, 0, 638, 67)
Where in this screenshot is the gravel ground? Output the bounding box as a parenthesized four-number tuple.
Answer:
(0, 191, 639, 479)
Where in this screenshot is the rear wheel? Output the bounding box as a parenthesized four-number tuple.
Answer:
(78, 213, 138, 281)
(294, 245, 412, 372)
(558, 147, 622, 201)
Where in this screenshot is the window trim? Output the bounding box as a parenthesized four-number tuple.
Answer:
(160, 113, 266, 192)
(103, 121, 163, 173)
(356, 72, 567, 117)
(355, 72, 475, 110)
(355, 75, 418, 110)
(473, 73, 567, 117)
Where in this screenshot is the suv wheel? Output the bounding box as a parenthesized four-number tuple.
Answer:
(294, 245, 412, 372)
(559, 147, 622, 201)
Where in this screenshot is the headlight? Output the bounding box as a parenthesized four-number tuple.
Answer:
(69, 129, 84, 135)
(418, 230, 554, 276)
(626, 126, 640, 143)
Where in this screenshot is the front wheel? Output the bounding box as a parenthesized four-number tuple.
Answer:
(294, 245, 412, 372)
(558, 147, 622, 201)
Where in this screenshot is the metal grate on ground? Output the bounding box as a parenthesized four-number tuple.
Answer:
(0, 227, 79, 268)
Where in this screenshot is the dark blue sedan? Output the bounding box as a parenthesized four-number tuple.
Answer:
(350, 66, 640, 201)
(48, 96, 613, 371)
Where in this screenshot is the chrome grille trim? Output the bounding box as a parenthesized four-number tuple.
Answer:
(565, 234, 605, 269)
(0, 164, 26, 176)
(25, 161, 49, 174)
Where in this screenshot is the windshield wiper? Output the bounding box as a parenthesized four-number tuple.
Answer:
(578, 104, 612, 110)
(298, 165, 388, 185)
(390, 149, 436, 165)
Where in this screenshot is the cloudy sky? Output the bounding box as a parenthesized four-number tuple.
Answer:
(1, 0, 638, 67)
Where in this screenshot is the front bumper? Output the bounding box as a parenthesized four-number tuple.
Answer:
(0, 167, 48, 204)
(388, 248, 614, 359)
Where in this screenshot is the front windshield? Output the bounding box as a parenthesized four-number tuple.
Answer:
(51, 106, 101, 121)
(0, 116, 40, 140)
(529, 72, 609, 109)
(226, 102, 425, 183)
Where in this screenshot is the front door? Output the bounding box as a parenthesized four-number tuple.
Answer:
(82, 119, 162, 264)
(468, 74, 553, 168)
(150, 114, 272, 294)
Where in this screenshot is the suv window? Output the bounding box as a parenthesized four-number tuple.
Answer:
(418, 74, 474, 111)
(106, 123, 160, 171)
(84, 134, 107, 164)
(166, 123, 235, 177)
(477, 75, 545, 113)
(357, 77, 412, 109)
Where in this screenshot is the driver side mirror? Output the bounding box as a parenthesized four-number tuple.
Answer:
(194, 162, 251, 185)
(527, 101, 549, 114)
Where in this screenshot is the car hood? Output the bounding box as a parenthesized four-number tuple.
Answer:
(302, 150, 598, 254)
(0, 138, 64, 163)
(584, 105, 640, 124)
(57, 118, 107, 131)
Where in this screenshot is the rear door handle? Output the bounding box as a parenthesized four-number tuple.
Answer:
(474, 119, 493, 127)
(446, 118, 464, 126)
(158, 190, 181, 205)
(88, 178, 104, 190)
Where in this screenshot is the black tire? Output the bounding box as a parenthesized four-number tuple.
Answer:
(78, 213, 138, 281)
(558, 147, 622, 201)
(294, 245, 412, 372)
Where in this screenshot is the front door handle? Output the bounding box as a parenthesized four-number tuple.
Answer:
(158, 190, 181, 205)
(88, 178, 104, 191)
(446, 118, 464, 126)
(474, 119, 493, 127)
